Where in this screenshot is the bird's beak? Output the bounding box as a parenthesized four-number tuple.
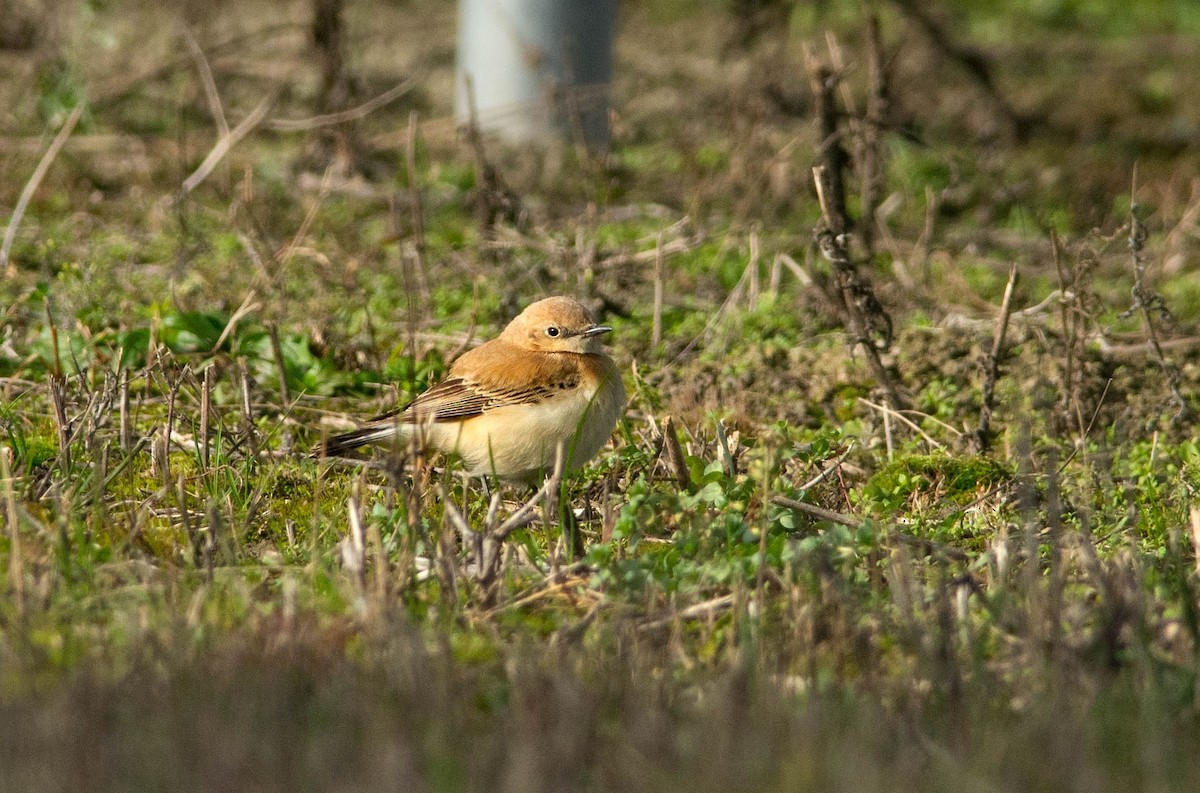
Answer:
(582, 325, 613, 338)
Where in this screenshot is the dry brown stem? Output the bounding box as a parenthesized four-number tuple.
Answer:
(661, 416, 691, 491)
(268, 324, 291, 406)
(813, 165, 905, 409)
(1, 449, 23, 617)
(177, 95, 275, 198)
(887, 0, 1025, 138)
(460, 75, 521, 247)
(266, 79, 415, 132)
(402, 111, 431, 304)
(1125, 171, 1192, 423)
(859, 13, 889, 253)
(972, 263, 1018, 452)
(182, 25, 230, 139)
(1, 103, 85, 276)
(770, 494, 968, 561)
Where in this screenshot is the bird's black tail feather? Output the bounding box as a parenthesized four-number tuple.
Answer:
(312, 424, 402, 458)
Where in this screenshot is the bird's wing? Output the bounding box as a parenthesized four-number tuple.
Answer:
(370, 372, 581, 425)
(367, 340, 585, 425)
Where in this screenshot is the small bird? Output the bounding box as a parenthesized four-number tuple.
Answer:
(318, 296, 626, 481)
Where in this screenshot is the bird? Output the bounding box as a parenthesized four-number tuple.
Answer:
(316, 296, 626, 481)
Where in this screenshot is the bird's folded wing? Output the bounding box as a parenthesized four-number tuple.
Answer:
(370, 373, 579, 425)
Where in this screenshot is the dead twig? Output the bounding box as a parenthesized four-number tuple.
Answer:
(1095, 336, 1200, 360)
(48, 375, 71, 471)
(91, 22, 301, 105)
(747, 228, 761, 306)
(2, 103, 86, 276)
(1123, 170, 1192, 423)
(813, 165, 905, 409)
(770, 494, 969, 561)
(1056, 377, 1112, 473)
(771, 494, 857, 528)
(804, 52, 849, 228)
(887, 0, 1026, 138)
(859, 14, 889, 254)
(972, 263, 1018, 452)
(803, 51, 902, 407)
(638, 593, 735, 632)
(177, 95, 275, 198)
(342, 482, 367, 593)
(494, 453, 566, 545)
(595, 233, 701, 270)
(661, 416, 691, 490)
(460, 75, 521, 244)
(1051, 229, 1097, 436)
(1, 449, 23, 617)
(212, 291, 261, 352)
(1190, 507, 1200, 578)
(265, 78, 416, 132)
(651, 232, 665, 351)
(182, 26, 230, 139)
(267, 324, 291, 406)
(474, 445, 568, 593)
(119, 370, 132, 451)
(797, 444, 855, 492)
(200, 367, 212, 469)
(401, 110, 432, 304)
(858, 398, 945, 448)
(238, 359, 259, 459)
(276, 163, 336, 264)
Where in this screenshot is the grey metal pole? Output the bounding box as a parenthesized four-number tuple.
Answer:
(456, 0, 618, 152)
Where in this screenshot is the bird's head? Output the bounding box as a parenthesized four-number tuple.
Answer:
(501, 296, 613, 354)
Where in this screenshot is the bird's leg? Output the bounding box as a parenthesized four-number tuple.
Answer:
(541, 474, 583, 563)
(479, 475, 494, 502)
(542, 473, 562, 561)
(562, 503, 583, 561)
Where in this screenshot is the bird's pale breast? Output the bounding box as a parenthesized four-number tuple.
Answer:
(432, 353, 624, 479)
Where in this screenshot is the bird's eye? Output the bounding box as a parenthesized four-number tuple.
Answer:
(545, 326, 560, 337)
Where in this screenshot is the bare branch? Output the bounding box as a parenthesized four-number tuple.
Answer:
(178, 96, 275, 198)
(1124, 169, 1192, 422)
(2, 103, 85, 276)
(973, 263, 1019, 452)
(182, 26, 230, 138)
(265, 79, 416, 132)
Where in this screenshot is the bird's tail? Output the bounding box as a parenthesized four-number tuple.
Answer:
(312, 421, 414, 458)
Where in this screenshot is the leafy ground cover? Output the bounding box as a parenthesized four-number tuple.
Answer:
(3, 0, 1200, 789)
